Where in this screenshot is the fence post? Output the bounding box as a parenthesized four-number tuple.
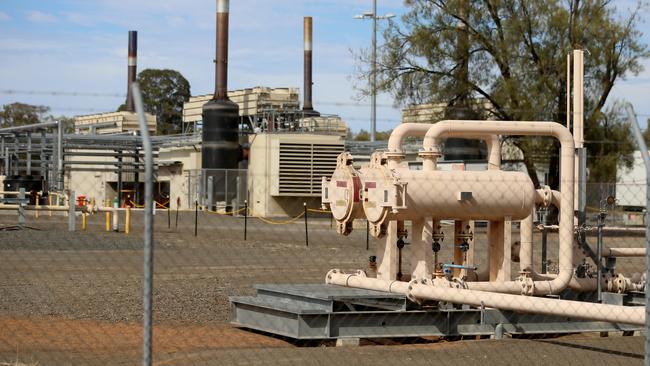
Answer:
(133, 82, 154, 366)
(304, 202, 308, 247)
(68, 190, 75, 232)
(366, 220, 370, 251)
(167, 200, 171, 229)
(175, 197, 180, 229)
(18, 188, 25, 227)
(625, 103, 650, 365)
(194, 200, 198, 237)
(244, 199, 248, 241)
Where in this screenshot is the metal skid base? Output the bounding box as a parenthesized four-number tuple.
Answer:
(230, 284, 642, 340)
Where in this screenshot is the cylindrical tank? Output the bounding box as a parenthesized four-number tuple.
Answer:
(362, 167, 536, 225)
(201, 99, 241, 170)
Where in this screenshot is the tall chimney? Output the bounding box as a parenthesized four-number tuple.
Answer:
(215, 0, 230, 100)
(303, 17, 319, 116)
(201, 0, 240, 174)
(126, 30, 137, 112)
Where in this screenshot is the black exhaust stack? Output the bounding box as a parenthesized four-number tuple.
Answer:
(202, 0, 240, 171)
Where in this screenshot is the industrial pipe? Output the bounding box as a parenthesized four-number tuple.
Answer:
(386, 123, 500, 170)
(422, 121, 575, 295)
(603, 248, 646, 257)
(408, 282, 644, 326)
(326, 272, 643, 325)
(215, 0, 230, 100)
(303, 17, 315, 112)
(126, 30, 137, 112)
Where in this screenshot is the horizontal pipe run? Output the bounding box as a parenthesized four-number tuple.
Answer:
(409, 283, 644, 326)
(326, 270, 409, 293)
(603, 247, 646, 257)
(327, 273, 644, 326)
(0, 122, 59, 134)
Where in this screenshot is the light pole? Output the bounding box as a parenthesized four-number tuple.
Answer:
(354, 1, 394, 142)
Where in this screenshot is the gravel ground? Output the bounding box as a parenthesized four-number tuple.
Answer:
(0, 211, 646, 365)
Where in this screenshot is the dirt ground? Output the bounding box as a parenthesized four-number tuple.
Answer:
(0, 211, 646, 365)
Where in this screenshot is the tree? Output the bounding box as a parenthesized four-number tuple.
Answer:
(361, 0, 648, 184)
(0, 102, 50, 127)
(119, 69, 191, 135)
(352, 129, 392, 141)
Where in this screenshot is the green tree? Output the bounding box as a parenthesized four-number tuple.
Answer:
(362, 0, 648, 184)
(0, 102, 50, 126)
(352, 129, 392, 141)
(119, 69, 191, 135)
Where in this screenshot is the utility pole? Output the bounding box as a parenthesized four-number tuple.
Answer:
(355, 1, 394, 142)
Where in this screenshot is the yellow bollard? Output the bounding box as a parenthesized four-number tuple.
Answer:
(125, 206, 131, 234)
(105, 211, 111, 232)
(35, 193, 40, 219)
(82, 212, 87, 231)
(48, 195, 52, 217)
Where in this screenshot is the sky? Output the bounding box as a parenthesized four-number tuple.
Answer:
(0, 0, 649, 132)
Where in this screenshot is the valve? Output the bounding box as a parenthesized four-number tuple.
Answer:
(458, 240, 470, 252)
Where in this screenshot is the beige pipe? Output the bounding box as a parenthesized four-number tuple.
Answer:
(603, 248, 646, 257)
(409, 283, 644, 326)
(421, 134, 500, 171)
(326, 270, 409, 293)
(422, 121, 575, 295)
(327, 272, 643, 325)
(387, 123, 434, 155)
(386, 123, 500, 170)
(387, 123, 433, 168)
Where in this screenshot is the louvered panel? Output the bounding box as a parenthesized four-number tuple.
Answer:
(276, 142, 343, 196)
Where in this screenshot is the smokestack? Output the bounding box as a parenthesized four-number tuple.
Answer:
(303, 17, 319, 116)
(215, 0, 230, 100)
(303, 17, 313, 111)
(201, 0, 240, 174)
(126, 30, 137, 112)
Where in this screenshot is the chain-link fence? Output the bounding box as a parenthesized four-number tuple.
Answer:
(1, 109, 648, 364)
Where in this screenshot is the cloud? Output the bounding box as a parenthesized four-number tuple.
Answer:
(27, 10, 57, 23)
(0, 12, 10, 22)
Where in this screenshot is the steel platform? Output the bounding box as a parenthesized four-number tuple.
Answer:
(230, 284, 642, 340)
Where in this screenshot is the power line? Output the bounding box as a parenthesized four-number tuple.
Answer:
(0, 90, 125, 98)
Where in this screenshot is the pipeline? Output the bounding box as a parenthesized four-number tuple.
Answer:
(418, 121, 574, 296)
(326, 271, 644, 326)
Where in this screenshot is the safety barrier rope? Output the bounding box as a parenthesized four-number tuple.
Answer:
(250, 210, 306, 225)
(306, 208, 332, 213)
(204, 206, 247, 216)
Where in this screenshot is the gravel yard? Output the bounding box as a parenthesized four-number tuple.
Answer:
(0, 211, 645, 365)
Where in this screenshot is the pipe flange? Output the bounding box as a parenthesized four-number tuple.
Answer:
(354, 269, 367, 278)
(406, 279, 423, 304)
(540, 185, 552, 207)
(417, 148, 441, 159)
(325, 269, 340, 284)
(516, 275, 535, 296)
